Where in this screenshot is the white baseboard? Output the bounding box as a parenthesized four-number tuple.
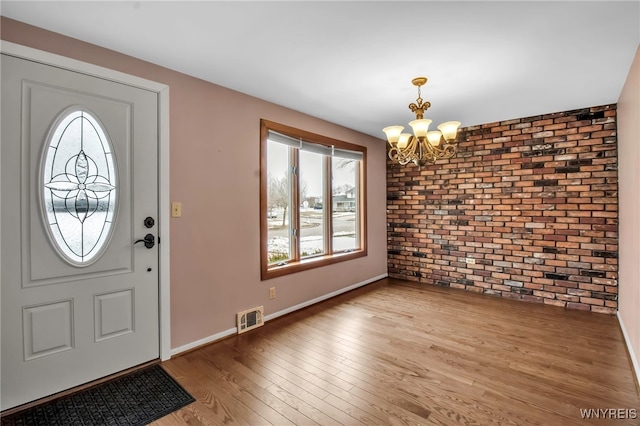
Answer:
(170, 327, 237, 357)
(170, 273, 388, 357)
(264, 273, 388, 322)
(618, 311, 640, 389)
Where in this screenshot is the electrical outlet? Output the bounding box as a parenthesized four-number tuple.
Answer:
(465, 258, 476, 265)
(269, 287, 276, 299)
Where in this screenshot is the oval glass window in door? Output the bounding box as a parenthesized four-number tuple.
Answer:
(41, 109, 118, 266)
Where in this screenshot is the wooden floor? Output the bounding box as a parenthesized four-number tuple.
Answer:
(153, 278, 639, 425)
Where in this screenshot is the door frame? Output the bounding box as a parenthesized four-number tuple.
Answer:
(0, 40, 172, 361)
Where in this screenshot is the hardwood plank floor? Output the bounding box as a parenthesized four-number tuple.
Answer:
(152, 278, 639, 425)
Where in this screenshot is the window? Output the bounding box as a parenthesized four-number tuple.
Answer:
(260, 120, 367, 280)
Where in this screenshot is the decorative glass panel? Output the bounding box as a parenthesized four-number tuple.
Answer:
(42, 109, 117, 265)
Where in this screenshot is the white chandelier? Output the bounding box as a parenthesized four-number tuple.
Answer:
(383, 77, 461, 166)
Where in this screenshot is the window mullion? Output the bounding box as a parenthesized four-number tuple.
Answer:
(325, 155, 333, 255)
(291, 148, 300, 261)
(355, 160, 362, 249)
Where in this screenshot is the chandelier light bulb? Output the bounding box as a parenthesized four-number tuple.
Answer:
(426, 131, 442, 146)
(397, 133, 412, 149)
(382, 126, 404, 145)
(437, 121, 462, 142)
(409, 119, 432, 138)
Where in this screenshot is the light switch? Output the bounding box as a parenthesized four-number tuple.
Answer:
(171, 202, 182, 218)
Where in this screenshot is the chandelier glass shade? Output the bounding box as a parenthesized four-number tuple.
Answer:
(384, 77, 461, 166)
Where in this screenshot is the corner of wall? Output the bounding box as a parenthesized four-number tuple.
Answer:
(617, 43, 640, 395)
(618, 312, 640, 395)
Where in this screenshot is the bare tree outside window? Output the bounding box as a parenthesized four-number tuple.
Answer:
(267, 173, 289, 227)
(266, 141, 291, 264)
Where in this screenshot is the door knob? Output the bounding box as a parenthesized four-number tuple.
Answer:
(134, 233, 155, 249)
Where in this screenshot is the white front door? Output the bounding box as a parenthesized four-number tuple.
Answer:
(1, 53, 160, 410)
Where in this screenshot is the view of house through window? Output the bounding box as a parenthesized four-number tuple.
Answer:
(261, 120, 366, 279)
(332, 158, 359, 252)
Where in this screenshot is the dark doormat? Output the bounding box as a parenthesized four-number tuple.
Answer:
(1, 364, 195, 426)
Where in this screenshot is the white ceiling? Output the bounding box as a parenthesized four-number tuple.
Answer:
(2, 1, 639, 139)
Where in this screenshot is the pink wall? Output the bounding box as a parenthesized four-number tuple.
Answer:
(618, 45, 640, 381)
(0, 18, 388, 349)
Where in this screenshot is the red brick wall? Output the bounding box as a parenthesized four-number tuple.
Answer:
(387, 105, 618, 314)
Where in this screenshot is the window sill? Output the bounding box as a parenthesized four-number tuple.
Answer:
(261, 249, 367, 280)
